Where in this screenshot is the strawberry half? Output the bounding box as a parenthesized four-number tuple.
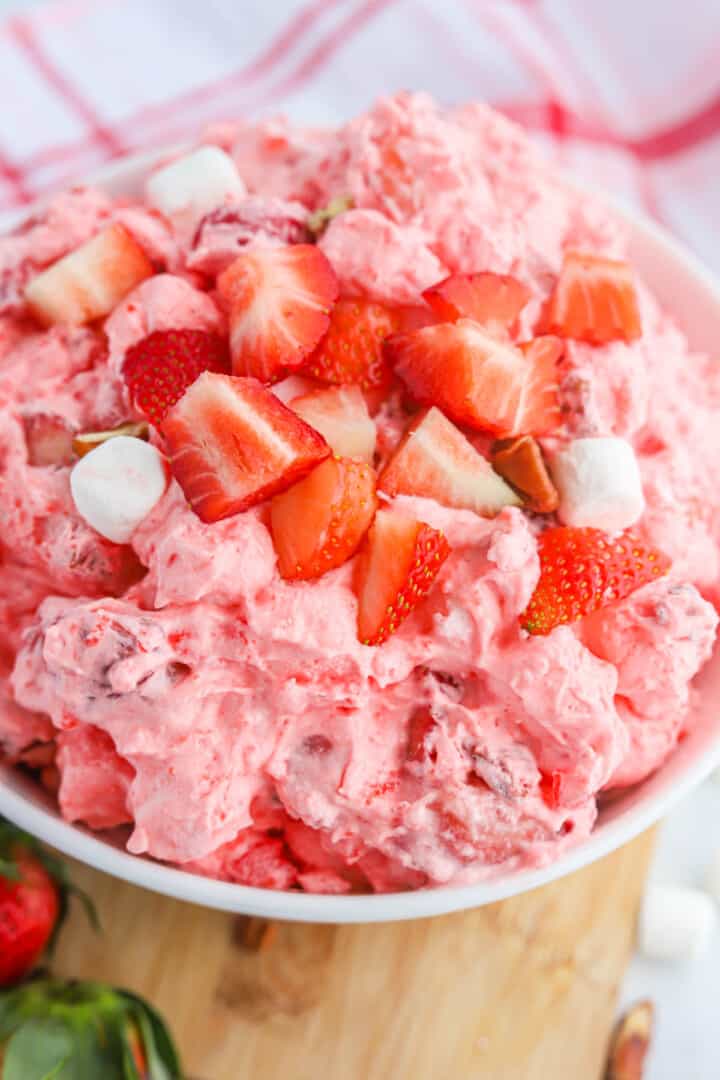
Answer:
(289, 384, 376, 463)
(378, 406, 520, 515)
(271, 456, 377, 580)
(543, 251, 642, 344)
(123, 328, 230, 426)
(354, 509, 450, 645)
(304, 297, 399, 397)
(387, 320, 561, 437)
(162, 372, 330, 522)
(521, 526, 670, 635)
(217, 243, 339, 383)
(423, 272, 530, 336)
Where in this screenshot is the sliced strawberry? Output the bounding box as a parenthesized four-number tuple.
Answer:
(304, 297, 399, 396)
(271, 456, 377, 580)
(354, 509, 450, 645)
(24, 224, 153, 327)
(23, 413, 75, 466)
(544, 251, 642, 344)
(123, 328, 230, 426)
(217, 244, 338, 383)
(521, 527, 670, 635)
(161, 372, 329, 522)
(423, 272, 530, 336)
(378, 406, 520, 515)
(387, 320, 561, 437)
(290, 385, 376, 463)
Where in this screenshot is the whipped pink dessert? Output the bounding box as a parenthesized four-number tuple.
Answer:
(1, 93, 718, 895)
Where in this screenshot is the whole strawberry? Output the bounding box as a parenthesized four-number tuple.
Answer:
(0, 977, 182, 1078)
(521, 527, 670, 635)
(0, 819, 95, 987)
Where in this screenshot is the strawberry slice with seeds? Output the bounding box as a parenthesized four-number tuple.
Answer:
(423, 272, 530, 336)
(217, 244, 339, 383)
(354, 509, 450, 645)
(123, 328, 230, 426)
(271, 456, 377, 580)
(162, 372, 330, 522)
(289, 384, 376, 463)
(304, 297, 399, 396)
(543, 251, 642, 344)
(521, 526, 670, 635)
(387, 320, 561, 437)
(378, 406, 520, 515)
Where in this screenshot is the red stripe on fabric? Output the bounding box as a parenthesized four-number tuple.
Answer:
(6, 15, 125, 158)
(251, 0, 398, 107)
(79, 0, 342, 143)
(501, 96, 720, 162)
(16, 0, 397, 181)
(0, 154, 32, 205)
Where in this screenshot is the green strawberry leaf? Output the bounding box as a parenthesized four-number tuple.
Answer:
(2, 1019, 73, 1080)
(123, 992, 182, 1079)
(0, 979, 184, 1080)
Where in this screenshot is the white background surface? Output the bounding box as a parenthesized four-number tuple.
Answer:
(0, 1, 718, 1077)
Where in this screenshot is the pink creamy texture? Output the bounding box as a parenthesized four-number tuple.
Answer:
(1, 93, 719, 893)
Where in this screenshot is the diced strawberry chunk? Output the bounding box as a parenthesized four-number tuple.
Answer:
(423, 272, 530, 335)
(271, 456, 377, 580)
(379, 406, 520, 515)
(123, 328, 230, 426)
(161, 372, 330, 522)
(304, 297, 399, 396)
(289, 385, 376, 463)
(354, 509, 450, 645)
(543, 251, 642, 344)
(217, 244, 339, 383)
(386, 320, 561, 437)
(24, 224, 153, 326)
(23, 413, 75, 466)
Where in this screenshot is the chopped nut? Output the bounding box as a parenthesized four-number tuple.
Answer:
(72, 421, 149, 458)
(492, 434, 559, 513)
(605, 1000, 654, 1080)
(233, 916, 278, 952)
(307, 195, 354, 237)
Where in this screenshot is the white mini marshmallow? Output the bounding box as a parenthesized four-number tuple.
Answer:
(146, 146, 245, 227)
(70, 436, 168, 544)
(638, 883, 717, 962)
(551, 436, 644, 531)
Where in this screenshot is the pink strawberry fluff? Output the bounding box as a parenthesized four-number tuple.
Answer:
(1, 93, 718, 893)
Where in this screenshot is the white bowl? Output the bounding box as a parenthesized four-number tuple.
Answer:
(2, 150, 720, 923)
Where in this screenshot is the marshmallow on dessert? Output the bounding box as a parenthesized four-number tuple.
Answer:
(551, 436, 644, 531)
(146, 147, 246, 228)
(638, 883, 717, 961)
(70, 436, 168, 544)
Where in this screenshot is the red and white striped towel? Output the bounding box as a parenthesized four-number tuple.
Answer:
(1, 0, 719, 273)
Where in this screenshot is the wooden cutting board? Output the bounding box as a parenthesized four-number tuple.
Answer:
(52, 832, 654, 1080)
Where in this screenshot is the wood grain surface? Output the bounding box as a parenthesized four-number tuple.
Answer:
(53, 832, 655, 1080)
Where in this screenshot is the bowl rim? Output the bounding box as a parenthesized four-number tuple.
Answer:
(1, 147, 720, 923)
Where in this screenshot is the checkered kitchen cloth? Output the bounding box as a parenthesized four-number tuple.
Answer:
(0, 0, 719, 272)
